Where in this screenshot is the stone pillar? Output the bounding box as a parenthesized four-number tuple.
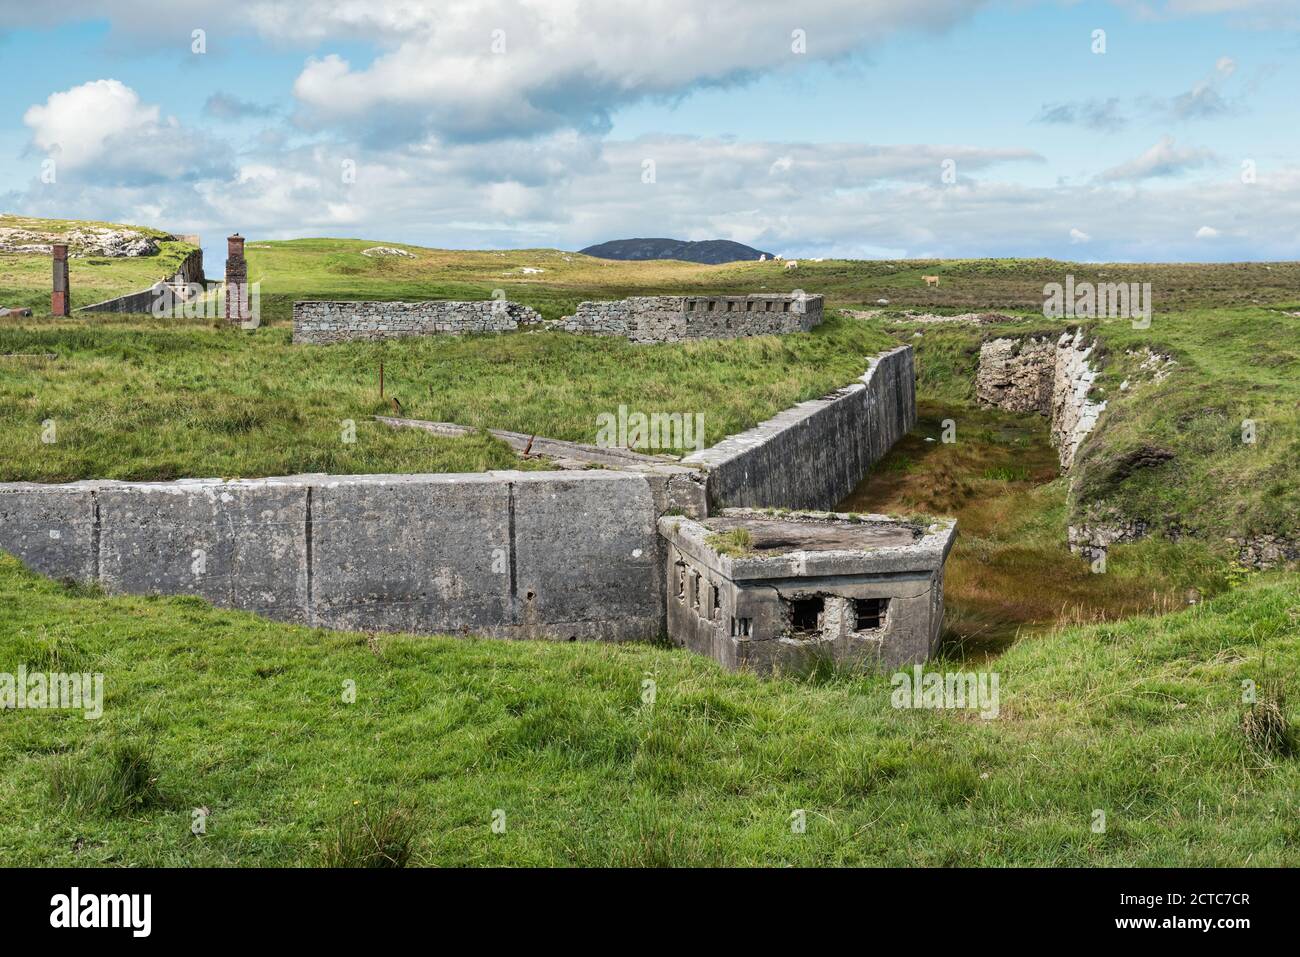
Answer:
(51, 244, 70, 317)
(224, 234, 249, 324)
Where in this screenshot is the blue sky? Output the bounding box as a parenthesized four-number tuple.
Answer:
(1, 0, 1298, 263)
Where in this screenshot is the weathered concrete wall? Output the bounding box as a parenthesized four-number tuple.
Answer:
(81, 248, 206, 315)
(660, 510, 955, 673)
(681, 345, 916, 510)
(293, 300, 544, 344)
(0, 347, 921, 661)
(553, 294, 823, 343)
(976, 329, 1105, 469)
(0, 471, 685, 642)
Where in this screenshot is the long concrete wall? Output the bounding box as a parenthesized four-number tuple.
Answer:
(292, 300, 543, 344)
(0, 470, 690, 642)
(552, 294, 823, 343)
(681, 345, 915, 510)
(0, 347, 916, 644)
(81, 248, 206, 314)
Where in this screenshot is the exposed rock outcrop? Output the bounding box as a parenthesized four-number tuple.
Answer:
(976, 329, 1105, 469)
(0, 224, 163, 258)
(1229, 535, 1300, 570)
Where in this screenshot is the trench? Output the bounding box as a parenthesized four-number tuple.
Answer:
(837, 401, 1194, 661)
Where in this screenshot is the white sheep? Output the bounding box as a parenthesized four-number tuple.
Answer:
(784, 260, 798, 270)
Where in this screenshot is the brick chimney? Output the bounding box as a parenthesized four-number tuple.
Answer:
(224, 234, 249, 323)
(51, 244, 70, 317)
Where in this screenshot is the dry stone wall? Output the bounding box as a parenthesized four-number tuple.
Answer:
(293, 300, 543, 344)
(552, 294, 823, 343)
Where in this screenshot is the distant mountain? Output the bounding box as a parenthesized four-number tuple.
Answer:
(579, 237, 775, 264)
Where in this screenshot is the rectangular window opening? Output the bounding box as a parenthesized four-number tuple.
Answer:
(789, 597, 823, 634)
(854, 597, 888, 631)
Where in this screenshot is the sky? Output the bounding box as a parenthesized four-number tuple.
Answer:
(1, 0, 1298, 264)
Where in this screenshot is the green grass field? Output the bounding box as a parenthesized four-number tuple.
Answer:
(1, 217, 1297, 866)
(0, 555, 1295, 866)
(0, 310, 894, 482)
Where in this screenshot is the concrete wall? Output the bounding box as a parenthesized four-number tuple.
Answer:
(552, 294, 823, 343)
(682, 345, 916, 511)
(81, 248, 206, 315)
(661, 511, 953, 673)
(0, 347, 919, 656)
(293, 300, 543, 344)
(0, 470, 697, 642)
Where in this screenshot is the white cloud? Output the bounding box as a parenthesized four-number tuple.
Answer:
(282, 0, 990, 141)
(23, 79, 229, 184)
(23, 80, 158, 168)
(1098, 135, 1218, 182)
(1195, 225, 1219, 238)
(8, 131, 1299, 264)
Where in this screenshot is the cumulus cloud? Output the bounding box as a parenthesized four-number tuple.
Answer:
(283, 0, 990, 142)
(23, 79, 230, 184)
(1098, 135, 1218, 182)
(24, 79, 158, 168)
(7, 129, 1298, 264)
(1195, 225, 1219, 238)
(1163, 57, 1240, 120)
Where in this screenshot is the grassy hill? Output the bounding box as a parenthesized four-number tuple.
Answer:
(0, 214, 198, 312)
(2, 225, 1295, 554)
(0, 554, 1294, 866)
(1, 218, 1297, 867)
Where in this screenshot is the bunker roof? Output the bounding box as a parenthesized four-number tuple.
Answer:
(659, 508, 957, 582)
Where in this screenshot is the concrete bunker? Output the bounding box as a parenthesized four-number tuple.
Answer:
(0, 342, 951, 675)
(659, 509, 956, 674)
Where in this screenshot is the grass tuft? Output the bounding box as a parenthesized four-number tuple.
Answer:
(321, 800, 419, 868)
(1241, 684, 1294, 759)
(49, 738, 163, 816)
(707, 527, 753, 558)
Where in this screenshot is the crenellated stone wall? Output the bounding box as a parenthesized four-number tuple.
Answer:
(552, 293, 823, 343)
(293, 300, 544, 344)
